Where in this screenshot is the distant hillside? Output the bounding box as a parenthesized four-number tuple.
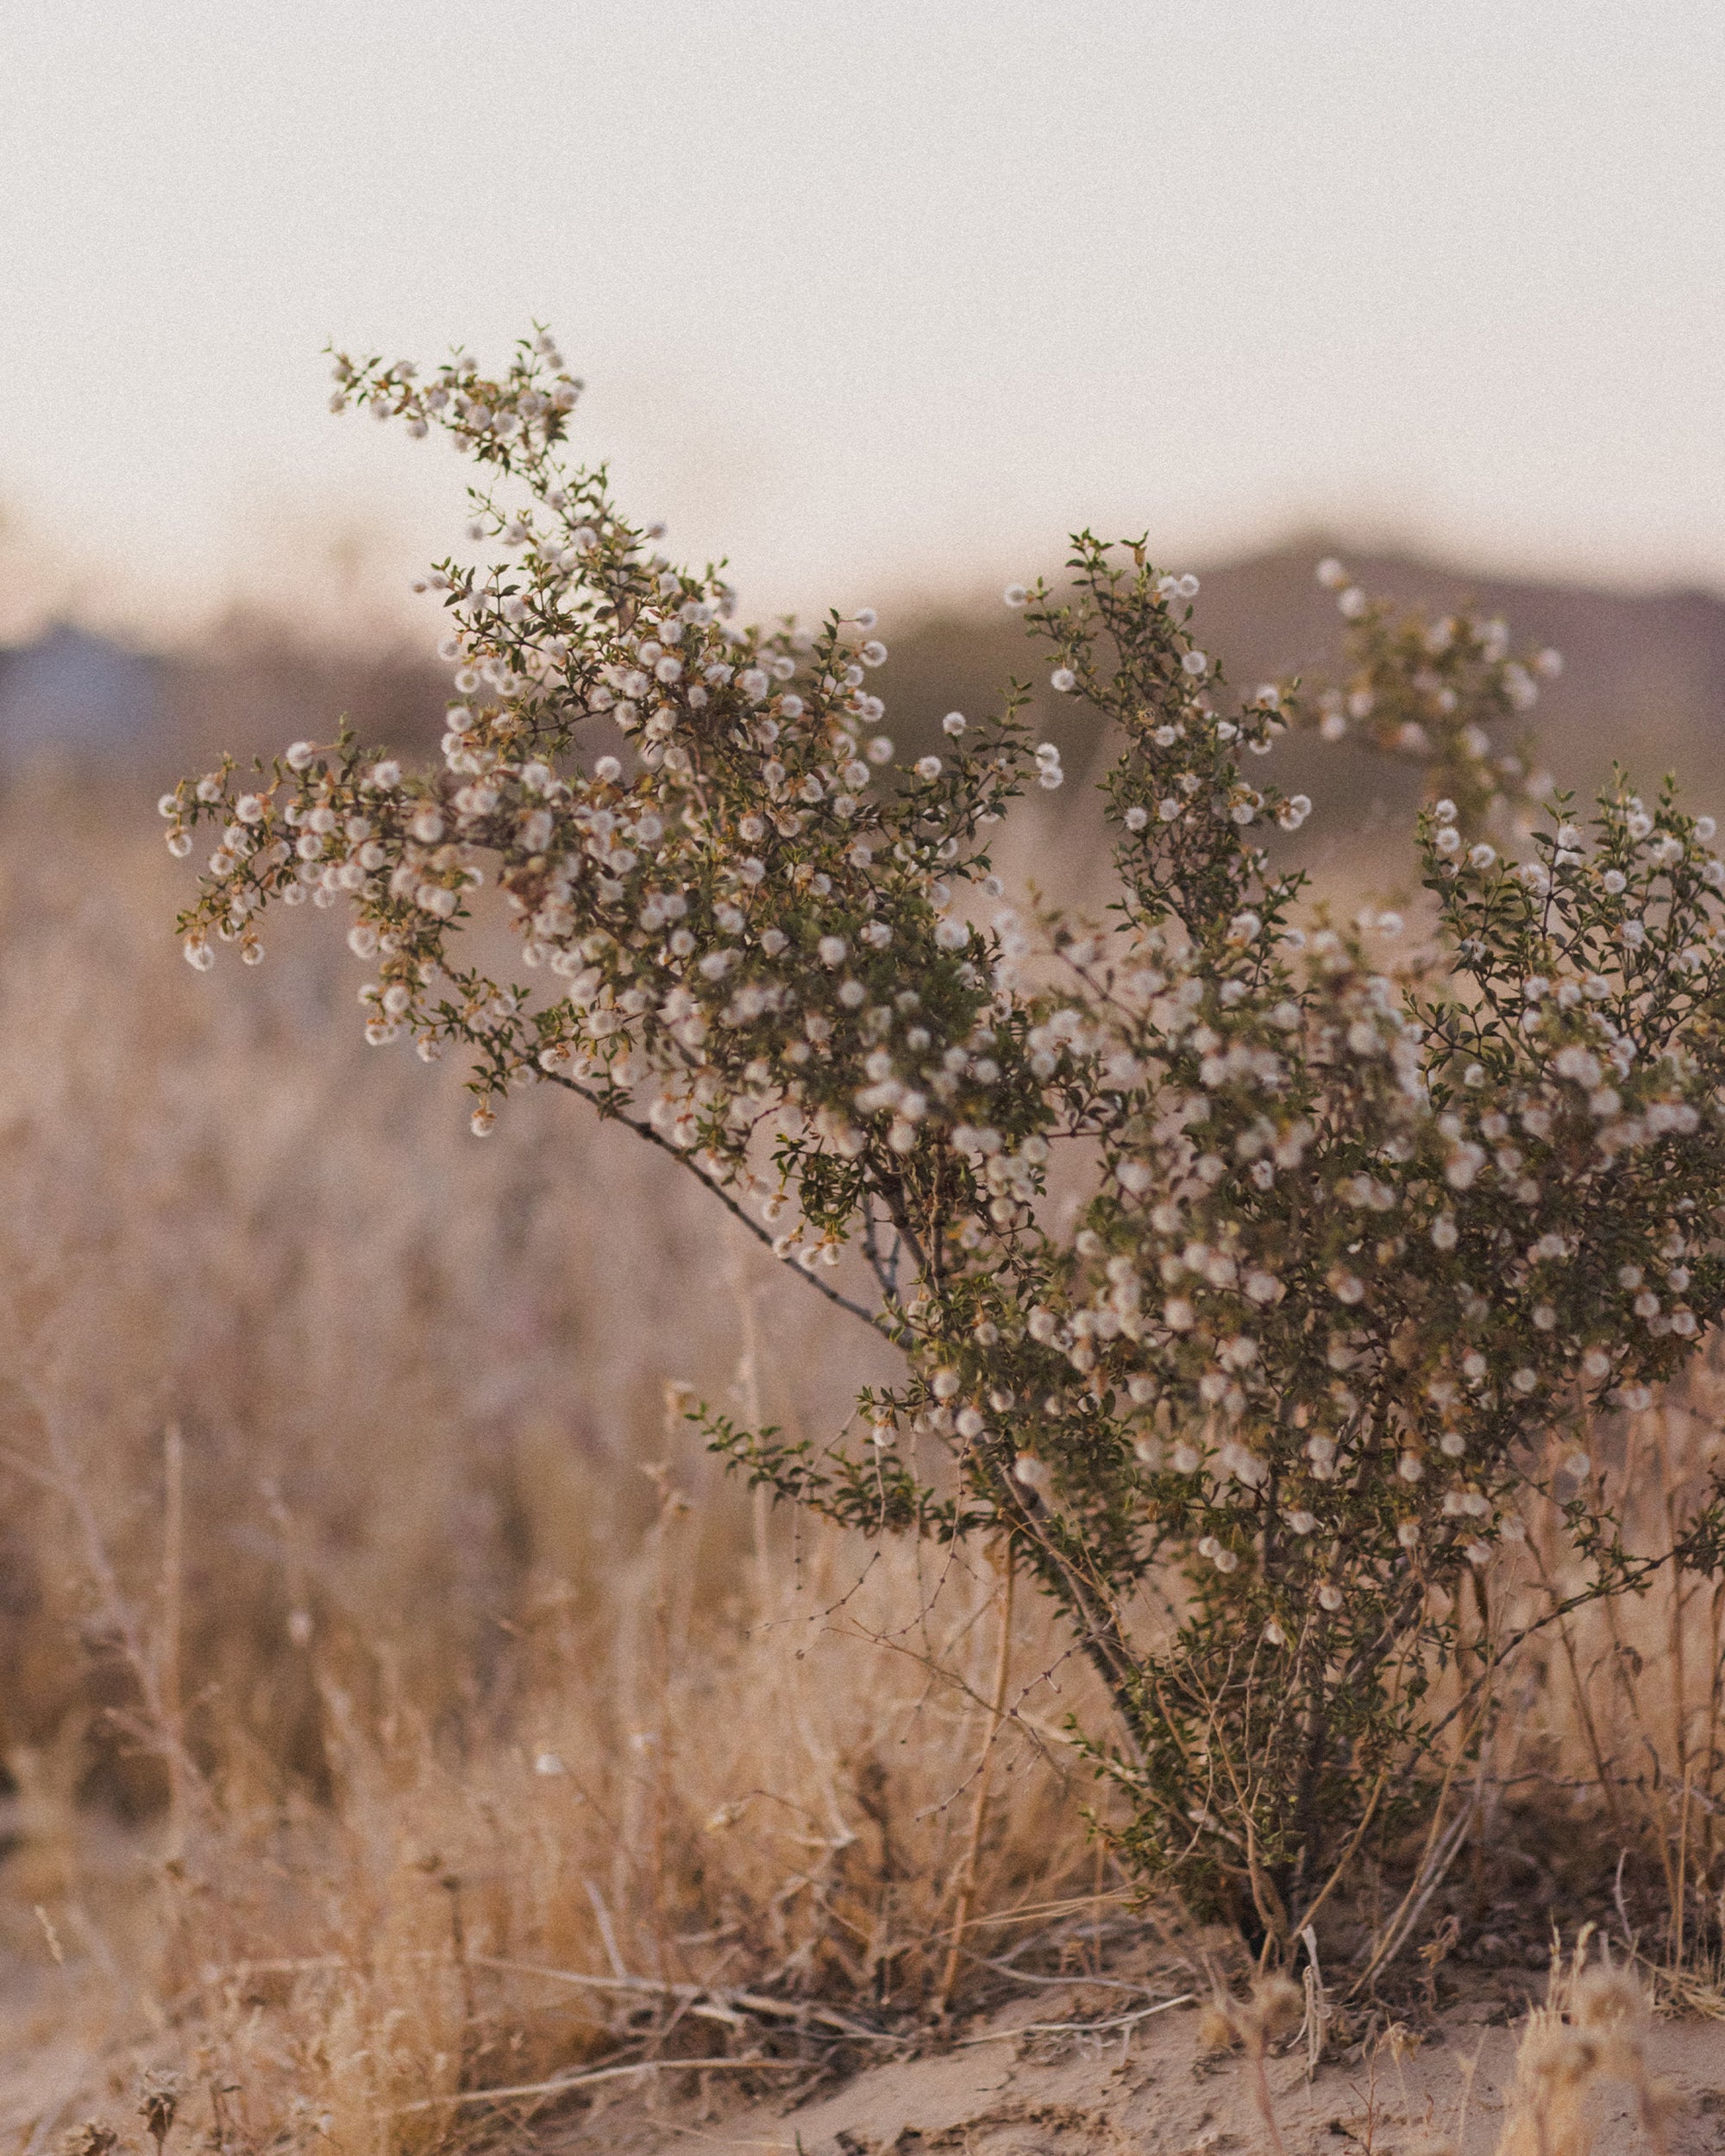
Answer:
(25, 548, 1725, 841)
(876, 544, 1725, 851)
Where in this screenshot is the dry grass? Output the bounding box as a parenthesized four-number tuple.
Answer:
(1492, 1953, 1680, 2156)
(0, 776, 1114, 2152)
(0, 765, 1720, 2155)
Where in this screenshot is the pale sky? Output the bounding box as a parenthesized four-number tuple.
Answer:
(2, 1, 1722, 642)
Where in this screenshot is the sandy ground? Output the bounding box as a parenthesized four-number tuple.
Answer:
(1, 1946, 1720, 2155)
(549, 1988, 1725, 2156)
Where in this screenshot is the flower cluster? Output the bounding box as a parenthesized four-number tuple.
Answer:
(169, 338, 1725, 1940)
(167, 336, 1058, 1300)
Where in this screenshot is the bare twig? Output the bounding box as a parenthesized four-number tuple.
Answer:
(954, 1992, 1196, 2046)
(388, 2056, 803, 2114)
(544, 1069, 890, 1336)
(468, 1957, 894, 2043)
(935, 1546, 1015, 2015)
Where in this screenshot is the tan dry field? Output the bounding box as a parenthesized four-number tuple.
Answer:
(3, 563, 1725, 2153)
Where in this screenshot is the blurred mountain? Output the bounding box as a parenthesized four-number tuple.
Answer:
(0, 624, 162, 760)
(878, 542, 1725, 837)
(7, 548, 1722, 834)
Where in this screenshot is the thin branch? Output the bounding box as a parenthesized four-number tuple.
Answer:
(467, 1956, 892, 2041)
(388, 2056, 803, 2115)
(937, 1547, 1016, 2015)
(543, 1069, 889, 1337)
(862, 1195, 903, 1303)
(954, 1992, 1196, 2046)
(1414, 1539, 1699, 1770)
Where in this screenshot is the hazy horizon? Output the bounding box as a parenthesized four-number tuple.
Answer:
(3, 2, 1722, 645)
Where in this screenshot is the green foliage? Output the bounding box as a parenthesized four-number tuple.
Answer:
(166, 334, 1725, 1946)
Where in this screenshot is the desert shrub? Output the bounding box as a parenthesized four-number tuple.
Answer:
(164, 333, 1725, 1947)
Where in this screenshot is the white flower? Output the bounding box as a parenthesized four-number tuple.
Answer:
(942, 711, 967, 736)
(817, 936, 847, 966)
(1445, 1144, 1484, 1189)
(1003, 585, 1028, 608)
(1180, 649, 1208, 678)
(1051, 667, 1076, 693)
